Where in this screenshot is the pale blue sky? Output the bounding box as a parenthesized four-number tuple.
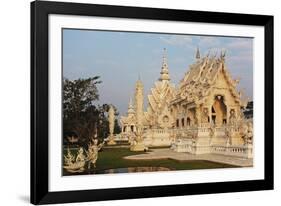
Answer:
(63, 29, 253, 116)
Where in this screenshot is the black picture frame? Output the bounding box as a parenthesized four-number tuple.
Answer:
(31, 0, 274, 204)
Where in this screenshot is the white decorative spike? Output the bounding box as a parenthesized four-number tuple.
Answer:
(196, 47, 200, 59)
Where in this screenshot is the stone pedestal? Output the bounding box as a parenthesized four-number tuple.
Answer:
(107, 135, 116, 145)
(130, 142, 146, 151)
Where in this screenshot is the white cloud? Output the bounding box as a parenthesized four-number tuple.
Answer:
(159, 35, 193, 47)
(198, 36, 221, 48)
(226, 39, 252, 50)
(228, 51, 253, 64)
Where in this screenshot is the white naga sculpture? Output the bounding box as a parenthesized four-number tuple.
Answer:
(63, 147, 86, 173)
(87, 139, 105, 169)
(64, 139, 105, 173)
(64, 147, 74, 166)
(240, 121, 253, 145)
(225, 127, 233, 146)
(107, 105, 116, 145)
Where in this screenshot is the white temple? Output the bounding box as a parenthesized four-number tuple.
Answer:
(120, 48, 253, 158)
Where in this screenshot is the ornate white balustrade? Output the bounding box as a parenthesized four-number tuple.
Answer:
(211, 144, 253, 158)
(171, 124, 253, 159)
(172, 138, 194, 153)
(172, 140, 253, 158)
(147, 128, 170, 134)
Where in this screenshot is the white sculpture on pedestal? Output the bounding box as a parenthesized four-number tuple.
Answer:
(63, 147, 86, 173)
(64, 147, 74, 166)
(87, 139, 105, 169)
(107, 105, 116, 145)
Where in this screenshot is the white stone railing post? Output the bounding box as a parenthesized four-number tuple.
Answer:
(246, 144, 253, 158)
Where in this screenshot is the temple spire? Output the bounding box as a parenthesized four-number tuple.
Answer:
(127, 97, 135, 115)
(159, 48, 170, 82)
(134, 78, 144, 126)
(196, 47, 200, 59)
(220, 49, 226, 61)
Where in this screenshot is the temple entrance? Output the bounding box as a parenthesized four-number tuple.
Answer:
(211, 95, 227, 126)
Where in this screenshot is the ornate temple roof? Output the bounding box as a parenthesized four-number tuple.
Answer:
(120, 115, 136, 125)
(120, 98, 136, 125)
(172, 49, 243, 106)
(147, 81, 175, 112)
(144, 49, 175, 126)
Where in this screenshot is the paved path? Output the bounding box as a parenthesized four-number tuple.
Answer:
(124, 148, 253, 167)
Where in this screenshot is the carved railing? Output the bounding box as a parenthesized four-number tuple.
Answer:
(199, 123, 211, 128)
(148, 128, 170, 134)
(171, 138, 194, 153)
(171, 125, 242, 137)
(172, 141, 252, 158)
(211, 144, 252, 158)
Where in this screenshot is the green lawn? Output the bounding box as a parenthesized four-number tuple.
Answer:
(63, 147, 238, 176)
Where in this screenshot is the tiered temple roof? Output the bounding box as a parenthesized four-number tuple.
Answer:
(120, 98, 136, 125)
(143, 49, 175, 127)
(172, 49, 246, 106)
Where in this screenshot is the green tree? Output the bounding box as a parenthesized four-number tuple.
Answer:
(63, 77, 102, 145)
(63, 76, 122, 147)
(114, 119, 121, 134)
(63, 77, 101, 119)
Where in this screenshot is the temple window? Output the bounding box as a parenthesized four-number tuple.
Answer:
(163, 115, 169, 123)
(176, 119, 179, 127)
(123, 126, 127, 132)
(130, 125, 134, 132)
(181, 118, 185, 127)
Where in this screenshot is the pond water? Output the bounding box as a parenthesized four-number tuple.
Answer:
(96, 166, 171, 174)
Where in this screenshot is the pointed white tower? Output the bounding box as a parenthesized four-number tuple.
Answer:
(130, 78, 146, 151)
(134, 78, 144, 127)
(159, 48, 171, 82)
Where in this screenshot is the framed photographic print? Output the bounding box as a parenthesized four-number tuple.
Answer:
(31, 0, 274, 204)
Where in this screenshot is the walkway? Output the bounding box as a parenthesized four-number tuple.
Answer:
(124, 148, 253, 167)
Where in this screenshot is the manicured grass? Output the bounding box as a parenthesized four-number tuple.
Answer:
(63, 147, 237, 176)
(99, 148, 237, 170)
